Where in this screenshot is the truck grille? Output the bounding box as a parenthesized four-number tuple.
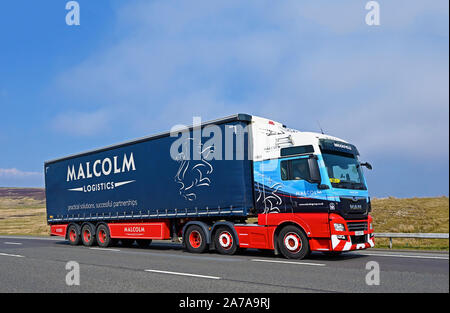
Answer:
(350, 235, 367, 244)
(347, 222, 367, 232)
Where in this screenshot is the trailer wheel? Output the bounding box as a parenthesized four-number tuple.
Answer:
(67, 224, 81, 246)
(184, 225, 207, 253)
(96, 224, 112, 247)
(81, 223, 96, 247)
(214, 227, 238, 255)
(278, 225, 309, 259)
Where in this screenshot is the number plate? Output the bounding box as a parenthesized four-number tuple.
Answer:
(355, 231, 364, 236)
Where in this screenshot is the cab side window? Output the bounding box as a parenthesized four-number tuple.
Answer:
(280, 158, 311, 181)
(291, 158, 311, 181)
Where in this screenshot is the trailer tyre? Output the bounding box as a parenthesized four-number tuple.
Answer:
(278, 225, 309, 259)
(184, 225, 207, 253)
(96, 224, 112, 247)
(67, 224, 81, 246)
(81, 223, 96, 247)
(214, 226, 238, 255)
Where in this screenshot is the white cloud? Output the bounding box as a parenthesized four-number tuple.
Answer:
(264, 44, 449, 160)
(0, 168, 43, 188)
(48, 0, 449, 163)
(0, 168, 41, 177)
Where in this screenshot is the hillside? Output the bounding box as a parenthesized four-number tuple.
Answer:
(371, 196, 449, 250)
(0, 188, 47, 236)
(0, 188, 448, 250)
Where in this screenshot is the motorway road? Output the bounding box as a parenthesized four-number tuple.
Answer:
(0, 235, 448, 293)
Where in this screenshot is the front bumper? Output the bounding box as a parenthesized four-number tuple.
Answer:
(329, 214, 375, 251)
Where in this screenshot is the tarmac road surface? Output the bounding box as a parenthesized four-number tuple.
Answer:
(0, 235, 448, 293)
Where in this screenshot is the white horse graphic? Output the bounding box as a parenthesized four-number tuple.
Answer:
(174, 138, 214, 201)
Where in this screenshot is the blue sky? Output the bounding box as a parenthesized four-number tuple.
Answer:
(0, 0, 448, 198)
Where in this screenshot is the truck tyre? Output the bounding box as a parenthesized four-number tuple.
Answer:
(184, 225, 207, 253)
(67, 224, 81, 246)
(96, 224, 112, 247)
(137, 239, 152, 248)
(214, 226, 238, 255)
(278, 225, 309, 259)
(81, 223, 96, 246)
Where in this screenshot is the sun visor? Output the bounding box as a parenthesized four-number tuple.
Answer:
(319, 139, 359, 156)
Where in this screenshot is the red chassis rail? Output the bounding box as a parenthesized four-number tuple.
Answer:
(50, 213, 374, 253)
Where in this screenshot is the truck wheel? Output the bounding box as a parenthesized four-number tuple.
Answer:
(214, 227, 238, 255)
(185, 225, 207, 253)
(81, 223, 96, 247)
(278, 225, 309, 259)
(96, 224, 112, 247)
(137, 239, 152, 248)
(67, 224, 81, 246)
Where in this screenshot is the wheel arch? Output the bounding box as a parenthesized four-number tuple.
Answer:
(273, 221, 309, 255)
(210, 221, 240, 250)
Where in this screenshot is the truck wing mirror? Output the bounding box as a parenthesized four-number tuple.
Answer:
(307, 156, 322, 184)
(361, 162, 373, 170)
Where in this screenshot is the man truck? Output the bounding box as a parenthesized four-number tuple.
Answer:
(45, 114, 374, 259)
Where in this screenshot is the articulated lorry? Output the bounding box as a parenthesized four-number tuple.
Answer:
(45, 114, 374, 259)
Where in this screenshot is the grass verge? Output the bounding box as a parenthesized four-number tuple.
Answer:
(0, 188, 448, 250)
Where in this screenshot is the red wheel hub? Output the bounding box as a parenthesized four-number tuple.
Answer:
(83, 229, 91, 242)
(283, 232, 302, 253)
(218, 231, 233, 250)
(69, 229, 76, 242)
(189, 230, 202, 248)
(98, 229, 106, 244)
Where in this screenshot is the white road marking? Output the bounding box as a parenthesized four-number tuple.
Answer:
(0, 252, 25, 258)
(145, 269, 221, 280)
(356, 252, 449, 260)
(251, 259, 326, 266)
(4, 242, 22, 245)
(89, 247, 121, 252)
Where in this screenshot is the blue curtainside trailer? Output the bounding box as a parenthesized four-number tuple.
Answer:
(45, 114, 254, 224)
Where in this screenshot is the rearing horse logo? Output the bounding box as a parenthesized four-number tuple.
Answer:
(174, 138, 214, 201)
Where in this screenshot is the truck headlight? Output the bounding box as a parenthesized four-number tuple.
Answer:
(334, 223, 345, 231)
(369, 223, 373, 230)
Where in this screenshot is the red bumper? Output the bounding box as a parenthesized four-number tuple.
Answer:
(328, 214, 375, 251)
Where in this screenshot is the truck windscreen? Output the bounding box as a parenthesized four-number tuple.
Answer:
(322, 152, 367, 190)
